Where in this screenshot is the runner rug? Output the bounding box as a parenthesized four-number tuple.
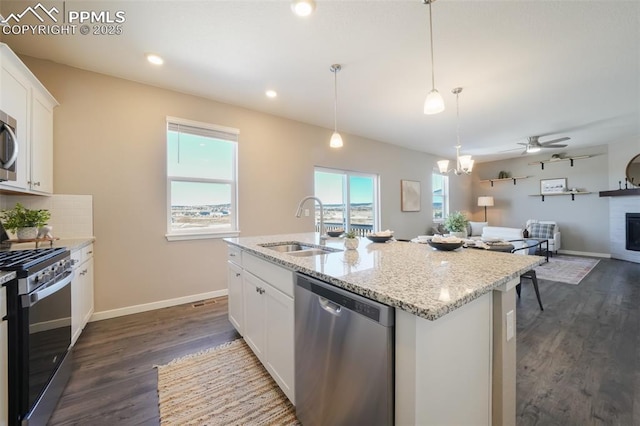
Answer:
(534, 255, 600, 285)
(156, 339, 298, 425)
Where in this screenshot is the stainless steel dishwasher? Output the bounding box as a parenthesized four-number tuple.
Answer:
(295, 273, 394, 426)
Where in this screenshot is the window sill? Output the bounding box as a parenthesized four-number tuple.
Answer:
(165, 231, 240, 242)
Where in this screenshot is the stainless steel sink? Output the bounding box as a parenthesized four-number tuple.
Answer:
(259, 242, 342, 256)
(263, 243, 315, 253)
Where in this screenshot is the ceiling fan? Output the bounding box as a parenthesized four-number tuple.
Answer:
(518, 136, 570, 154)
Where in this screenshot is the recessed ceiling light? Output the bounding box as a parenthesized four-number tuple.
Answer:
(265, 90, 278, 99)
(291, 0, 316, 17)
(146, 53, 164, 65)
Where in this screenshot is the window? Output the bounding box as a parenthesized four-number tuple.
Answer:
(432, 173, 449, 221)
(166, 117, 239, 240)
(314, 168, 379, 236)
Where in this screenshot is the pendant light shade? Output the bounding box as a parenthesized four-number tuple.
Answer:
(330, 132, 343, 148)
(330, 64, 343, 148)
(424, 89, 445, 115)
(423, 0, 444, 115)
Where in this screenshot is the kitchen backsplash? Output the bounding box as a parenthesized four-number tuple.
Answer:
(0, 194, 93, 238)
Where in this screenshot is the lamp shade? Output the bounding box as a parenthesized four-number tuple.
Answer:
(477, 196, 494, 207)
(424, 89, 445, 115)
(437, 160, 449, 173)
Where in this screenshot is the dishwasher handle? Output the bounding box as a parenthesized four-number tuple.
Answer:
(318, 296, 342, 316)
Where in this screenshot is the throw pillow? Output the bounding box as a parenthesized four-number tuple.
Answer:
(530, 223, 555, 239)
(468, 221, 488, 237)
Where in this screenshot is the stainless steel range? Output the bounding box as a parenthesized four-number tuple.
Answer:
(1, 247, 73, 425)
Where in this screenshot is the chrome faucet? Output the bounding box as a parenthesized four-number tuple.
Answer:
(295, 196, 327, 241)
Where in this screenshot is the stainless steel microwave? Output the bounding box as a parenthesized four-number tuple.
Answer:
(0, 109, 18, 182)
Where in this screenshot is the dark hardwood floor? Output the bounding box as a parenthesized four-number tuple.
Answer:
(516, 257, 640, 425)
(48, 297, 239, 425)
(48, 257, 640, 425)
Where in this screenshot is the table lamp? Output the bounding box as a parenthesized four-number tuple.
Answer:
(478, 196, 494, 222)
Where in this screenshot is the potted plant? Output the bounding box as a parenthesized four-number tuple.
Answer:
(0, 203, 51, 240)
(444, 211, 469, 238)
(343, 229, 359, 250)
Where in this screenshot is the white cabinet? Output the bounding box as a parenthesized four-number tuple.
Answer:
(1, 286, 7, 426)
(227, 246, 243, 335)
(0, 43, 57, 195)
(225, 246, 295, 404)
(71, 244, 94, 346)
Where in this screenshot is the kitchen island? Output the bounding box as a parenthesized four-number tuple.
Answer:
(225, 232, 544, 426)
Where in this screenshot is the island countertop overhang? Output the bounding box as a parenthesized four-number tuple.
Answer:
(225, 232, 544, 321)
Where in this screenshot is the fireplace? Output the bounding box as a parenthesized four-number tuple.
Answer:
(627, 213, 640, 251)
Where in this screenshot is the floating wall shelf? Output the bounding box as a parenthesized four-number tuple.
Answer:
(479, 176, 530, 187)
(528, 155, 592, 170)
(599, 188, 640, 197)
(529, 191, 592, 201)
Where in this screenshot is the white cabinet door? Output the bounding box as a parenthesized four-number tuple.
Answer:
(1, 287, 7, 426)
(227, 261, 243, 335)
(81, 257, 94, 326)
(243, 272, 266, 361)
(29, 91, 54, 194)
(0, 62, 29, 191)
(264, 283, 295, 404)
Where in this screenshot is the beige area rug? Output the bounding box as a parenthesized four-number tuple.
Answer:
(156, 339, 298, 425)
(534, 255, 600, 285)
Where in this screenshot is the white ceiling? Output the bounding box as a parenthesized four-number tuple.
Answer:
(2, 0, 639, 163)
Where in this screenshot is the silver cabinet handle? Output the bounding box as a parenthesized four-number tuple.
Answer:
(229, 253, 236, 257)
(235, 273, 241, 277)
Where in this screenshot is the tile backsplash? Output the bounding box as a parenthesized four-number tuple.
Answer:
(0, 194, 93, 238)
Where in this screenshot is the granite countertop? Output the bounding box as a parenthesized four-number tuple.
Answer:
(8, 237, 95, 252)
(225, 232, 545, 321)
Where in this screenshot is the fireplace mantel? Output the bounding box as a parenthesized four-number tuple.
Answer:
(599, 188, 640, 197)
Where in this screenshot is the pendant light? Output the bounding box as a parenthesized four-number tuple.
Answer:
(329, 64, 343, 148)
(423, 0, 445, 115)
(437, 87, 474, 175)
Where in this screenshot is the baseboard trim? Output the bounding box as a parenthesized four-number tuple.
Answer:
(557, 250, 611, 258)
(90, 289, 229, 322)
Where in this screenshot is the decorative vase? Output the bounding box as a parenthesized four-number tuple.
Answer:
(344, 237, 359, 250)
(16, 227, 38, 240)
(450, 231, 467, 239)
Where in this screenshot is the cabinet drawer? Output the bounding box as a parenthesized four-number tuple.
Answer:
(243, 253, 294, 297)
(228, 245, 242, 265)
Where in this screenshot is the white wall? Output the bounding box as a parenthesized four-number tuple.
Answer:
(472, 145, 610, 256)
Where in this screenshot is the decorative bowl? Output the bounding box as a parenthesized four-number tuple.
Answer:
(327, 230, 344, 237)
(366, 235, 393, 243)
(428, 241, 464, 251)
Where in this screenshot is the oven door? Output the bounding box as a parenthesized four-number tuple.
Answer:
(19, 271, 73, 422)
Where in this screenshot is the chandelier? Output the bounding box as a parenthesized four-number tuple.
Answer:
(437, 87, 474, 175)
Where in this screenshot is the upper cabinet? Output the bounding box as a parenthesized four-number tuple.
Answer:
(0, 43, 58, 195)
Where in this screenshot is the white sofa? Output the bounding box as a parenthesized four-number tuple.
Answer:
(525, 220, 561, 254)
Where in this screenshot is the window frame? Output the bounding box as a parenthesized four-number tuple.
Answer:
(165, 116, 240, 241)
(314, 167, 380, 234)
(432, 172, 449, 223)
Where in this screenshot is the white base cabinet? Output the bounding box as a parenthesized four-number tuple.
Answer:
(226, 247, 295, 404)
(71, 244, 94, 346)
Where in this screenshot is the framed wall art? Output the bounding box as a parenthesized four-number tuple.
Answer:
(401, 180, 421, 212)
(540, 178, 567, 195)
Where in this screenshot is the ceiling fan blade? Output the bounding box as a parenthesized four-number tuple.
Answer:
(540, 137, 570, 146)
(541, 144, 568, 148)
